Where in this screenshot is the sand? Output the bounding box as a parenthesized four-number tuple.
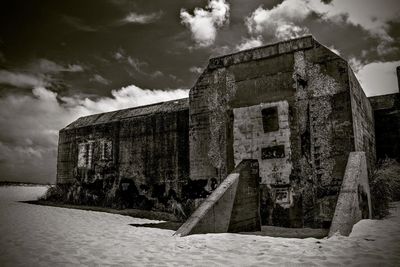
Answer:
(0, 185, 399, 266)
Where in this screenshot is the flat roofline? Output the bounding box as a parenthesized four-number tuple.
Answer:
(61, 97, 189, 131)
(368, 92, 400, 99)
(211, 35, 314, 61)
(208, 35, 316, 69)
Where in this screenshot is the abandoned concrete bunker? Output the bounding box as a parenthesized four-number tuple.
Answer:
(57, 36, 399, 234)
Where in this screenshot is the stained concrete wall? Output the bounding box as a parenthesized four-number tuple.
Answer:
(56, 99, 190, 214)
(175, 160, 260, 236)
(329, 152, 371, 237)
(233, 101, 292, 186)
(348, 69, 376, 172)
(189, 36, 373, 228)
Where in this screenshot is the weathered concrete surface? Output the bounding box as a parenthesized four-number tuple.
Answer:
(174, 160, 260, 236)
(189, 35, 375, 228)
(348, 68, 375, 173)
(56, 36, 378, 229)
(328, 152, 371, 237)
(57, 98, 191, 214)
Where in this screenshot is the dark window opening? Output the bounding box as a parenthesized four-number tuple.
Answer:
(261, 107, 279, 133)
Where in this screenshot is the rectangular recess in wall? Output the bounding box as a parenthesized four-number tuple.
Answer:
(261, 145, 285, 159)
(101, 140, 113, 160)
(275, 188, 290, 204)
(77, 142, 93, 168)
(261, 106, 279, 132)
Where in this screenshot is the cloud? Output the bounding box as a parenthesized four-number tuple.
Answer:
(62, 15, 97, 32)
(127, 56, 148, 73)
(151, 70, 164, 78)
(245, 0, 400, 53)
(348, 57, 363, 73)
(0, 70, 47, 88)
(328, 45, 341, 56)
(189, 66, 203, 74)
(308, 0, 400, 42)
(123, 11, 162, 24)
(0, 60, 84, 89)
(34, 59, 84, 74)
(355, 60, 400, 96)
(180, 0, 230, 47)
(113, 50, 125, 60)
(236, 36, 264, 51)
(90, 74, 110, 85)
(245, 0, 310, 40)
(113, 49, 163, 78)
(0, 85, 188, 183)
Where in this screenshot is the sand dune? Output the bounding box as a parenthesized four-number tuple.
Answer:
(0, 186, 399, 266)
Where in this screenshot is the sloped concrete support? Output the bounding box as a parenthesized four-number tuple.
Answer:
(328, 152, 372, 237)
(174, 160, 261, 236)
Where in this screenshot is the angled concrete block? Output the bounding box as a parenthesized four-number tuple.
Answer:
(174, 160, 261, 237)
(329, 152, 371, 237)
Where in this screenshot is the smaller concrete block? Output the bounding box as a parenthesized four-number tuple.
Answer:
(174, 160, 260, 237)
(328, 152, 371, 237)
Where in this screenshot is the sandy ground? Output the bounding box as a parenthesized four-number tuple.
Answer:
(0, 186, 399, 266)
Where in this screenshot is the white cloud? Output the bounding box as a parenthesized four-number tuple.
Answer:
(348, 57, 363, 72)
(328, 45, 341, 56)
(151, 70, 164, 78)
(113, 50, 125, 60)
(0, 70, 47, 88)
(90, 74, 110, 85)
(245, 0, 400, 52)
(180, 0, 230, 47)
(355, 60, 400, 97)
(123, 11, 162, 24)
(189, 66, 203, 74)
(0, 85, 189, 183)
(35, 59, 84, 73)
(127, 56, 148, 73)
(245, 0, 310, 40)
(236, 36, 264, 51)
(308, 0, 400, 42)
(0, 60, 84, 89)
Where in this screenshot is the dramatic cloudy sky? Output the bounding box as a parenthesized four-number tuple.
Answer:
(0, 0, 399, 183)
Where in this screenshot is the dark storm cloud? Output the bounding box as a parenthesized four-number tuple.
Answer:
(0, 0, 399, 183)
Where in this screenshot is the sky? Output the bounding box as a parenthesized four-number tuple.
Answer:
(0, 0, 399, 183)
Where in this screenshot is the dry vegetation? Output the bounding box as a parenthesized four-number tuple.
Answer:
(370, 158, 400, 219)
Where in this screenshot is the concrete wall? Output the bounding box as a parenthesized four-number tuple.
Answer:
(56, 102, 191, 214)
(175, 160, 260, 236)
(348, 68, 376, 172)
(233, 101, 292, 185)
(189, 36, 363, 228)
(329, 152, 371, 237)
